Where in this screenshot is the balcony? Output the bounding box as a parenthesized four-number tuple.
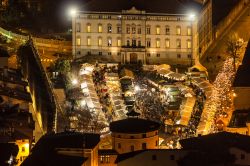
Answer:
(121, 45, 145, 52)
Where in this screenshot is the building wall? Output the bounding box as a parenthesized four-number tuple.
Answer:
(83, 145, 99, 166)
(117, 150, 187, 166)
(72, 8, 195, 65)
(15, 139, 30, 166)
(0, 57, 8, 68)
(230, 147, 250, 165)
(112, 130, 159, 154)
(98, 154, 117, 166)
(233, 87, 250, 110)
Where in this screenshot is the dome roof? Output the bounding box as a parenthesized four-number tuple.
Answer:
(110, 118, 160, 134)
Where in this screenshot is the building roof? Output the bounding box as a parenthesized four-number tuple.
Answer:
(180, 132, 250, 153)
(22, 132, 100, 166)
(233, 41, 250, 87)
(82, 0, 201, 14)
(110, 118, 160, 133)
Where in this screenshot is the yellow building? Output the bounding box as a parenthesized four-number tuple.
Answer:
(110, 118, 160, 154)
(15, 139, 30, 165)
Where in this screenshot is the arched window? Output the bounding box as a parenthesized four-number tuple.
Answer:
(165, 25, 170, 35)
(107, 24, 112, 33)
(86, 23, 91, 33)
(176, 26, 181, 35)
(98, 24, 102, 33)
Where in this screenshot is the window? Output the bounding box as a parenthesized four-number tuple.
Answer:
(108, 38, 112, 46)
(100, 155, 110, 163)
(98, 37, 102, 46)
(87, 37, 91, 46)
(152, 155, 157, 160)
(77, 51, 81, 55)
(76, 37, 81, 46)
(188, 54, 192, 58)
(98, 24, 102, 33)
(142, 143, 147, 150)
(176, 39, 181, 48)
(156, 140, 158, 146)
(187, 39, 192, 49)
(132, 39, 136, 47)
(87, 51, 91, 55)
(76, 23, 81, 32)
(108, 24, 112, 33)
(146, 39, 151, 47)
(87, 24, 91, 33)
(131, 145, 134, 152)
(176, 26, 181, 35)
(165, 26, 170, 35)
(157, 53, 160, 57)
(147, 53, 151, 57)
(156, 39, 160, 48)
(156, 26, 160, 35)
(138, 40, 141, 47)
(108, 52, 111, 55)
(138, 27, 141, 34)
(117, 26, 122, 33)
(22, 147, 25, 152)
(132, 26, 136, 34)
(146, 26, 151, 34)
(117, 52, 121, 56)
(142, 134, 146, 138)
(126, 26, 130, 34)
(99, 52, 102, 55)
(118, 143, 121, 149)
(118, 135, 121, 138)
(177, 54, 181, 58)
(165, 39, 170, 48)
(117, 38, 121, 47)
(127, 40, 130, 46)
(170, 155, 175, 160)
(187, 26, 192, 35)
(130, 136, 135, 139)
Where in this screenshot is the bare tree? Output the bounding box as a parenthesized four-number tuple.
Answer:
(226, 32, 244, 71)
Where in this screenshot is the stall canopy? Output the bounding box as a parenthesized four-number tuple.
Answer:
(120, 68, 134, 80)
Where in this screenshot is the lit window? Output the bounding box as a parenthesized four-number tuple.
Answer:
(146, 39, 151, 47)
(138, 27, 141, 34)
(117, 26, 122, 33)
(165, 26, 170, 35)
(76, 37, 81, 46)
(187, 26, 192, 36)
(98, 24, 102, 33)
(87, 24, 91, 33)
(176, 39, 181, 48)
(108, 38, 112, 46)
(126, 26, 130, 34)
(156, 26, 160, 35)
(132, 26, 136, 34)
(76, 23, 81, 32)
(108, 24, 112, 33)
(156, 39, 160, 48)
(117, 39, 121, 47)
(187, 40, 192, 49)
(176, 26, 181, 35)
(98, 37, 102, 46)
(87, 37, 91, 46)
(146, 26, 151, 34)
(165, 39, 170, 48)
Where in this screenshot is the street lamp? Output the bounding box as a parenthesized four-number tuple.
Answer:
(72, 78, 78, 85)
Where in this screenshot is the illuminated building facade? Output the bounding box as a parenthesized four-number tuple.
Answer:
(72, 0, 200, 65)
